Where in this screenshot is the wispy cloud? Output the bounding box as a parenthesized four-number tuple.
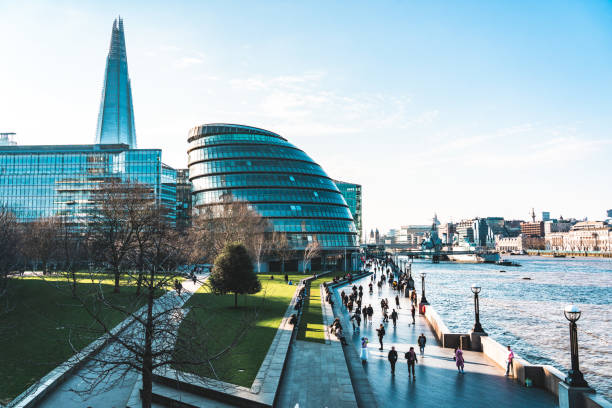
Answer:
(175, 56, 204, 68)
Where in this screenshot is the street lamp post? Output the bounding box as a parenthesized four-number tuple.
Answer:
(563, 305, 589, 387)
(471, 285, 485, 334)
(420, 272, 429, 305)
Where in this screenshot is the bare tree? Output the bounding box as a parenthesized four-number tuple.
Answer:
(0, 206, 22, 316)
(189, 199, 269, 265)
(69, 203, 252, 408)
(22, 217, 59, 274)
(272, 233, 294, 274)
(302, 240, 321, 274)
(88, 180, 152, 293)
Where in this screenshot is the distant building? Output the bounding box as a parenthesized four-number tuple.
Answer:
(521, 221, 544, 237)
(546, 221, 612, 253)
(544, 220, 573, 235)
(542, 211, 551, 222)
(397, 225, 430, 247)
(455, 220, 475, 243)
(496, 235, 526, 253)
(0, 133, 17, 146)
(438, 223, 455, 245)
(175, 169, 192, 229)
(607, 209, 612, 218)
(334, 180, 362, 244)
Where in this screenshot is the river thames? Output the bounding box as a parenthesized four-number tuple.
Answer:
(398, 255, 612, 400)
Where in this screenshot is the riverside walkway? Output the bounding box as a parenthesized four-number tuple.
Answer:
(34, 275, 206, 408)
(331, 271, 558, 408)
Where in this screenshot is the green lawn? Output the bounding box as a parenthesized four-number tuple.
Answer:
(295, 274, 346, 343)
(0, 273, 166, 404)
(173, 274, 303, 387)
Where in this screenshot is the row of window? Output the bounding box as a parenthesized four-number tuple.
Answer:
(0, 151, 159, 166)
(250, 203, 353, 220)
(285, 233, 358, 248)
(189, 125, 282, 140)
(0, 174, 160, 187)
(189, 159, 326, 178)
(270, 218, 357, 233)
(193, 188, 348, 206)
(191, 173, 338, 191)
(188, 145, 312, 163)
(188, 133, 295, 150)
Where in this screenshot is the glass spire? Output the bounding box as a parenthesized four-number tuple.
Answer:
(95, 17, 137, 148)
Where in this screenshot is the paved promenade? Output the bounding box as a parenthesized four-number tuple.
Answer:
(331, 272, 558, 408)
(36, 275, 206, 408)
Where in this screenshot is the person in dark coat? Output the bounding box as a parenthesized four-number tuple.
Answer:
(388, 346, 398, 375)
(376, 324, 386, 350)
(391, 309, 399, 328)
(405, 346, 418, 380)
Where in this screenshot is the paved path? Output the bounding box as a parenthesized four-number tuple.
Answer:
(331, 271, 558, 408)
(276, 280, 357, 408)
(276, 340, 355, 408)
(37, 275, 206, 408)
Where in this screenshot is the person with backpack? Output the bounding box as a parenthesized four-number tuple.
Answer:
(376, 324, 386, 350)
(388, 346, 398, 375)
(405, 346, 418, 380)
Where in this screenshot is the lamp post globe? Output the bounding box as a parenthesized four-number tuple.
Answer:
(563, 305, 588, 387)
(471, 284, 485, 334)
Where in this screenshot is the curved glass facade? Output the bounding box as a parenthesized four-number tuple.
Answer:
(188, 124, 358, 250)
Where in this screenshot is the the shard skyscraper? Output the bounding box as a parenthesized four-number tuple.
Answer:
(95, 17, 137, 148)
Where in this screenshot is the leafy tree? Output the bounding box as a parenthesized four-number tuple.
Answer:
(209, 242, 261, 308)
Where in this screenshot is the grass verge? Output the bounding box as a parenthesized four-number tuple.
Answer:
(173, 273, 303, 387)
(295, 276, 331, 343)
(0, 274, 157, 404)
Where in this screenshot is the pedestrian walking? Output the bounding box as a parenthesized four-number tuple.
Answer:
(362, 304, 368, 323)
(360, 337, 369, 364)
(174, 279, 182, 296)
(391, 309, 398, 328)
(395, 295, 401, 309)
(350, 311, 362, 333)
(376, 324, 386, 350)
(505, 345, 514, 376)
(405, 346, 418, 380)
(411, 303, 416, 325)
(388, 346, 398, 375)
(455, 346, 465, 373)
(417, 333, 426, 355)
(367, 305, 374, 323)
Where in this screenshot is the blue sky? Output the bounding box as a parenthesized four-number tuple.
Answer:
(1, 0, 611, 235)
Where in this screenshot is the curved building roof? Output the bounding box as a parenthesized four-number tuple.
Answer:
(188, 123, 357, 250)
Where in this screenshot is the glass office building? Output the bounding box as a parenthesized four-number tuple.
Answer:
(334, 180, 362, 244)
(0, 144, 175, 223)
(187, 124, 358, 250)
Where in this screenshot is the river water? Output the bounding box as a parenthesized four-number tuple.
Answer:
(396, 255, 612, 400)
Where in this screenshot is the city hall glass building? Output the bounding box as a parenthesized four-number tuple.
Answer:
(0, 144, 175, 223)
(187, 124, 358, 251)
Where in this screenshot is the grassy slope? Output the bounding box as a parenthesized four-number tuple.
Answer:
(0, 273, 165, 404)
(174, 274, 303, 387)
(296, 276, 330, 343)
